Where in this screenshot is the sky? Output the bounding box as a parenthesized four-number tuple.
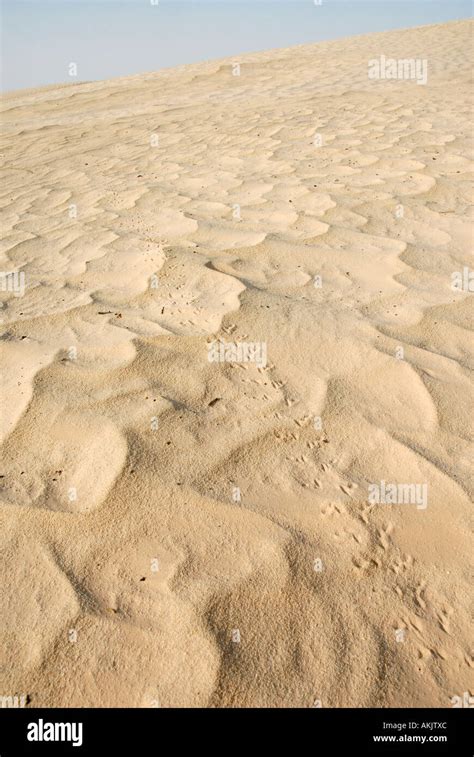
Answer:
(1, 0, 472, 92)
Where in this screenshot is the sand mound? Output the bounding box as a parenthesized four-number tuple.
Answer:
(0, 20, 472, 707)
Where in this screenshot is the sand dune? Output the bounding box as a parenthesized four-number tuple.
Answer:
(0, 20, 472, 707)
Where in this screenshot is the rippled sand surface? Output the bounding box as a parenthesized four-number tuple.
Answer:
(0, 20, 472, 707)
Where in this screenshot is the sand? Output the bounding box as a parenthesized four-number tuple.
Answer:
(0, 19, 472, 708)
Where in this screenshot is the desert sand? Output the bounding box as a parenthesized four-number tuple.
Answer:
(0, 20, 472, 708)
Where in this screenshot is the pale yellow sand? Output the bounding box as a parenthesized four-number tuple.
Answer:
(0, 20, 473, 708)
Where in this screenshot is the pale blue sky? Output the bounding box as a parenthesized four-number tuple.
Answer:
(1, 0, 471, 92)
